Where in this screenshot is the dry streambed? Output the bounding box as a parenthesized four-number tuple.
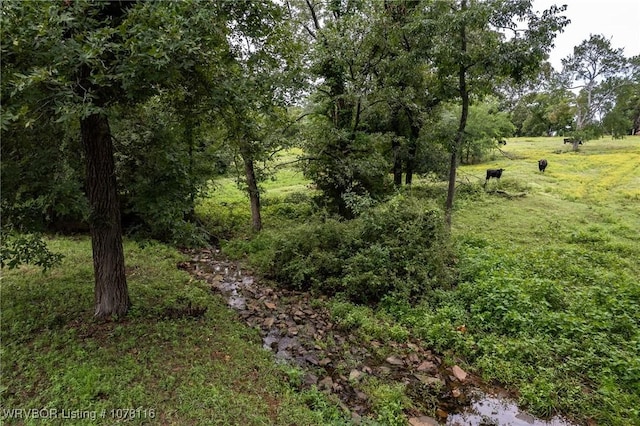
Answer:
(179, 248, 574, 426)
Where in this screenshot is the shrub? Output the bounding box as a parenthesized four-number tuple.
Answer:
(243, 194, 454, 306)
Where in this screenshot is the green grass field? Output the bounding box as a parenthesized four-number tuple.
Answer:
(447, 137, 640, 424)
(206, 135, 640, 425)
(2, 136, 639, 425)
(0, 239, 349, 425)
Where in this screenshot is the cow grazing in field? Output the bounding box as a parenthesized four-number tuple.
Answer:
(484, 168, 504, 187)
(497, 139, 507, 146)
(538, 159, 548, 173)
(563, 138, 583, 145)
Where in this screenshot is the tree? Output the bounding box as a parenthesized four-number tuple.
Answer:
(434, 0, 569, 228)
(295, 0, 395, 217)
(562, 34, 628, 132)
(461, 98, 516, 164)
(601, 55, 640, 137)
(218, 1, 305, 232)
(2, 1, 228, 317)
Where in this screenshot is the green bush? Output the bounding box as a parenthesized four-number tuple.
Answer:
(243, 194, 454, 305)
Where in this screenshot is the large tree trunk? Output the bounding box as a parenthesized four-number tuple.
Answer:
(240, 146, 262, 232)
(81, 113, 130, 318)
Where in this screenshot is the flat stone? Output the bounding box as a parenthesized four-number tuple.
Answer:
(319, 376, 333, 390)
(263, 317, 275, 328)
(349, 369, 363, 381)
(516, 412, 536, 424)
(318, 357, 332, 366)
(355, 391, 368, 401)
(408, 416, 439, 426)
(414, 374, 443, 386)
(416, 360, 437, 372)
(452, 365, 468, 382)
(304, 373, 318, 386)
(386, 356, 404, 366)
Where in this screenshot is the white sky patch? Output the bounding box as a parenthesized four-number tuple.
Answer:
(532, 0, 640, 71)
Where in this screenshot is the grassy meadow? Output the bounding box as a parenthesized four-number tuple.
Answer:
(447, 137, 640, 424)
(205, 135, 640, 425)
(0, 239, 350, 425)
(2, 137, 639, 425)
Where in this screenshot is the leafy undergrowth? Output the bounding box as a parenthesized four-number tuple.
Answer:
(0, 237, 351, 426)
(211, 138, 640, 425)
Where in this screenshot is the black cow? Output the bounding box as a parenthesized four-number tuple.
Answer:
(497, 139, 507, 146)
(485, 168, 504, 186)
(538, 159, 548, 173)
(563, 138, 583, 145)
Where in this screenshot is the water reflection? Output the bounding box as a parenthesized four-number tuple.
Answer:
(447, 392, 575, 426)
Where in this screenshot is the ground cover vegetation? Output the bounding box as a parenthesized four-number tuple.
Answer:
(1, 239, 352, 425)
(2, 0, 639, 425)
(216, 136, 640, 425)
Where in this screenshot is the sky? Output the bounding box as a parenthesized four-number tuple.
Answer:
(532, 0, 640, 71)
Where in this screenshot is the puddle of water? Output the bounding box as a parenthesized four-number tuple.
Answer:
(446, 393, 575, 426)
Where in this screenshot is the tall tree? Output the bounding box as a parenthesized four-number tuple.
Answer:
(220, 1, 305, 232)
(2, 1, 228, 317)
(562, 34, 628, 132)
(296, 0, 394, 216)
(434, 0, 569, 228)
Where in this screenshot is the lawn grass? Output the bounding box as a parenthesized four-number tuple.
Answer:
(205, 136, 640, 425)
(1, 238, 349, 425)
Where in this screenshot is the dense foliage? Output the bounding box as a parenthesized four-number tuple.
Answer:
(227, 194, 454, 305)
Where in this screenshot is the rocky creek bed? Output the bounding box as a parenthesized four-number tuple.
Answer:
(179, 248, 575, 426)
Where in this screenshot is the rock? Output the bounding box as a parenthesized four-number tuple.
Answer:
(436, 408, 448, 419)
(378, 366, 392, 375)
(452, 388, 461, 398)
(414, 374, 443, 386)
(304, 373, 318, 386)
(318, 357, 332, 366)
(263, 317, 275, 328)
(349, 369, 363, 381)
(408, 416, 439, 426)
(386, 356, 404, 366)
(304, 354, 319, 365)
(355, 391, 368, 401)
(319, 376, 333, 390)
(452, 365, 468, 382)
(264, 301, 277, 310)
(516, 412, 536, 423)
(416, 361, 437, 372)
